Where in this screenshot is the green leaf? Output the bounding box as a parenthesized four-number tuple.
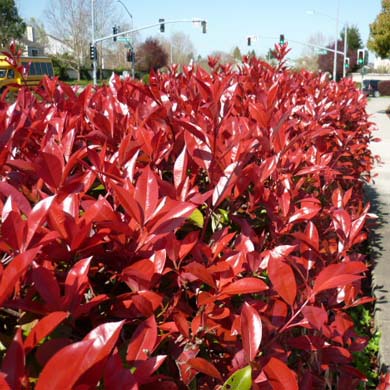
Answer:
(187, 208, 204, 228)
(222, 365, 252, 390)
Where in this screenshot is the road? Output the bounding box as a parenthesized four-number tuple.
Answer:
(366, 97, 390, 372)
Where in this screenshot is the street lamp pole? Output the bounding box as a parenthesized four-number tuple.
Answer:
(343, 23, 348, 78)
(116, 0, 135, 77)
(91, 0, 97, 86)
(332, 0, 340, 81)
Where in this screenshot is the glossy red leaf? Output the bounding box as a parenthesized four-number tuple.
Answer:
(268, 257, 296, 305)
(24, 196, 56, 250)
(0, 182, 31, 215)
(34, 151, 64, 189)
(134, 355, 167, 383)
(174, 145, 188, 190)
(188, 357, 222, 381)
(312, 262, 367, 295)
(212, 161, 240, 207)
(184, 262, 216, 289)
(62, 257, 91, 311)
(240, 302, 262, 363)
(31, 266, 61, 307)
(332, 209, 351, 241)
(24, 311, 69, 353)
(104, 351, 138, 390)
(36, 321, 124, 390)
(301, 305, 328, 331)
(1, 328, 25, 390)
(0, 246, 40, 306)
(135, 165, 159, 223)
(220, 277, 268, 296)
(263, 357, 298, 390)
(126, 316, 157, 362)
(288, 204, 321, 224)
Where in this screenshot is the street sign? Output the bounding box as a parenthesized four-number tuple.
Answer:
(316, 49, 328, 55)
(117, 37, 131, 43)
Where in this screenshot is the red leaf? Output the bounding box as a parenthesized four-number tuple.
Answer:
(1, 328, 25, 390)
(24, 196, 56, 250)
(301, 305, 328, 331)
(174, 145, 188, 190)
(34, 151, 64, 188)
(62, 257, 91, 311)
(332, 209, 351, 242)
(263, 357, 298, 390)
(288, 204, 321, 224)
(188, 357, 222, 381)
(241, 302, 262, 363)
(135, 166, 159, 223)
(0, 182, 31, 215)
(184, 262, 216, 289)
(220, 277, 268, 296)
(312, 262, 367, 295)
(134, 355, 167, 383)
(0, 247, 40, 306)
(104, 351, 138, 390)
(31, 266, 61, 307)
(126, 316, 157, 362)
(24, 311, 69, 353)
(36, 321, 124, 390)
(212, 161, 240, 207)
(259, 155, 278, 182)
(268, 257, 296, 305)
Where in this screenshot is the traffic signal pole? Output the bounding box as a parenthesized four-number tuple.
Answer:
(91, 18, 207, 86)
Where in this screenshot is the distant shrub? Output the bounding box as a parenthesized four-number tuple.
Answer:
(378, 80, 390, 96)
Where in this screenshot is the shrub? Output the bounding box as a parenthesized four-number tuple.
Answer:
(378, 80, 390, 96)
(0, 44, 378, 389)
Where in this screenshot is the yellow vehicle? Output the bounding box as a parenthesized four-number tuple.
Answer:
(0, 56, 54, 92)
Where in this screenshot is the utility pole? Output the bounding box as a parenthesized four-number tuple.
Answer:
(343, 23, 348, 78)
(91, 0, 97, 86)
(332, 0, 340, 81)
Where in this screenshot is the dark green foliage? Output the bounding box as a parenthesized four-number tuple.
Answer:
(0, 0, 26, 47)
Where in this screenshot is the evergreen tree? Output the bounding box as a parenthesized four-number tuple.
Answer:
(232, 46, 242, 61)
(0, 0, 26, 47)
(368, 0, 390, 58)
(340, 25, 363, 50)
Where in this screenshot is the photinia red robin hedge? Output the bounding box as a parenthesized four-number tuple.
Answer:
(0, 43, 380, 389)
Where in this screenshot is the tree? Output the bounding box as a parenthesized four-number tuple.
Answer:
(232, 46, 242, 61)
(368, 0, 390, 59)
(45, 0, 125, 80)
(0, 0, 26, 47)
(160, 32, 195, 66)
(135, 38, 168, 73)
(340, 24, 363, 50)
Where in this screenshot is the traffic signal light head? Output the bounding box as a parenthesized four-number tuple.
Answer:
(344, 57, 350, 69)
(113, 26, 118, 42)
(89, 44, 96, 60)
(201, 20, 207, 34)
(279, 34, 285, 45)
(357, 49, 364, 65)
(247, 36, 251, 46)
(159, 18, 165, 32)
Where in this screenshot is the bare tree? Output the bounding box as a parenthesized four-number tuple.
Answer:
(45, 0, 126, 80)
(160, 32, 196, 66)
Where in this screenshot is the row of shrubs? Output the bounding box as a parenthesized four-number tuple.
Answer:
(0, 44, 382, 389)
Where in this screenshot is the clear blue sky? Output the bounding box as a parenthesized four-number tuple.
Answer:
(17, 0, 382, 59)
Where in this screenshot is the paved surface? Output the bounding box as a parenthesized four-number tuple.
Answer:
(366, 97, 390, 372)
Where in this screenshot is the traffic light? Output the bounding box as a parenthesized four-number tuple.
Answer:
(89, 43, 96, 60)
(126, 50, 135, 63)
(113, 26, 118, 42)
(344, 57, 350, 69)
(247, 36, 251, 46)
(357, 49, 364, 65)
(279, 34, 285, 45)
(159, 18, 165, 32)
(201, 20, 207, 34)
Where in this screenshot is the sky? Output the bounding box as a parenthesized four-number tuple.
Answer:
(17, 0, 382, 60)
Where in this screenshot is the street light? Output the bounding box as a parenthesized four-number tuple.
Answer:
(306, 2, 348, 80)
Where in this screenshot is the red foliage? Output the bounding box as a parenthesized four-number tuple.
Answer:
(0, 44, 377, 389)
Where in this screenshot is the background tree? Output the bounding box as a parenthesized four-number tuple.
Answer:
(232, 46, 242, 61)
(160, 32, 195, 66)
(0, 0, 26, 47)
(135, 38, 168, 73)
(368, 0, 390, 58)
(45, 0, 124, 80)
(340, 24, 363, 50)
(318, 26, 363, 79)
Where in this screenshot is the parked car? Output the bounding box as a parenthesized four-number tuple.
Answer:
(362, 79, 381, 97)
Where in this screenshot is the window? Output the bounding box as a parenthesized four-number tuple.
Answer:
(0, 69, 6, 78)
(31, 49, 39, 57)
(41, 62, 48, 74)
(7, 70, 15, 79)
(34, 63, 42, 75)
(29, 63, 36, 75)
(47, 64, 54, 77)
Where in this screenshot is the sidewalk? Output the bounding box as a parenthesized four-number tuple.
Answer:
(366, 97, 390, 372)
